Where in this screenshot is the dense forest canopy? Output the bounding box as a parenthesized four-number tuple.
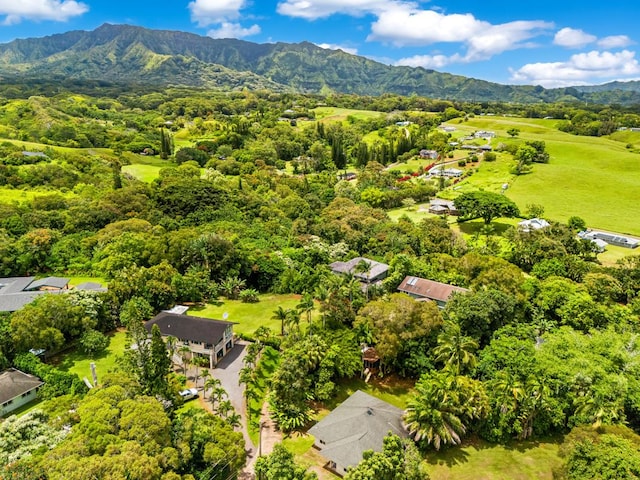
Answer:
(1, 81, 640, 479)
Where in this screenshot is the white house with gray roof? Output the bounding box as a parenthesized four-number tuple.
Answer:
(0, 369, 43, 417)
(308, 390, 408, 476)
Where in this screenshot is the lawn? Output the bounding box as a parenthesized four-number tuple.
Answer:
(314, 375, 415, 422)
(189, 293, 319, 337)
(55, 330, 127, 383)
(424, 436, 564, 480)
(0, 186, 76, 203)
(311, 107, 386, 123)
(121, 155, 176, 182)
(67, 276, 107, 287)
(440, 116, 640, 236)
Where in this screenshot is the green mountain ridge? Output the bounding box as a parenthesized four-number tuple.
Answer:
(0, 23, 639, 104)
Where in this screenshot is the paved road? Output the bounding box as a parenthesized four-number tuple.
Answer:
(209, 340, 257, 476)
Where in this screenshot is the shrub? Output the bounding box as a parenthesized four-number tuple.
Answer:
(240, 289, 260, 303)
(79, 329, 110, 356)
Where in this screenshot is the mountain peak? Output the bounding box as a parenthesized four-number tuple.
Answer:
(0, 24, 637, 103)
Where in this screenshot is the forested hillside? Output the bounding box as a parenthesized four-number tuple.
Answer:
(1, 85, 640, 480)
(1, 23, 640, 104)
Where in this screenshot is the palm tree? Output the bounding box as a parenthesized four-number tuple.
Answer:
(204, 377, 222, 401)
(404, 371, 487, 450)
(285, 309, 301, 336)
(201, 368, 211, 392)
(191, 356, 209, 389)
(178, 345, 192, 376)
(165, 335, 178, 367)
(271, 306, 291, 336)
(314, 284, 329, 329)
(354, 259, 373, 299)
(296, 292, 315, 337)
(433, 322, 478, 375)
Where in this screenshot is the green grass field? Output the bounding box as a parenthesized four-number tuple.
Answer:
(441, 116, 640, 236)
(189, 293, 318, 336)
(311, 107, 386, 123)
(55, 330, 127, 382)
(0, 186, 76, 203)
(122, 155, 176, 182)
(425, 436, 564, 480)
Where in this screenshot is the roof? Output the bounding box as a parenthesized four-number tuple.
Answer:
(398, 276, 469, 303)
(518, 218, 550, 231)
(25, 276, 69, 290)
(308, 390, 407, 470)
(145, 312, 233, 345)
(0, 276, 69, 313)
(329, 257, 389, 282)
(0, 369, 43, 404)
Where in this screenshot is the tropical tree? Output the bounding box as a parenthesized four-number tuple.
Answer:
(297, 292, 315, 337)
(404, 371, 488, 450)
(178, 345, 191, 375)
(433, 321, 479, 375)
(220, 275, 246, 300)
(271, 306, 291, 336)
(454, 191, 520, 224)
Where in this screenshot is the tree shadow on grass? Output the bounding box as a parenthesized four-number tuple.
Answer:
(457, 219, 516, 236)
(424, 443, 473, 468)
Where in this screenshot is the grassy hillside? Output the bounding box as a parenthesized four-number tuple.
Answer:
(442, 116, 640, 236)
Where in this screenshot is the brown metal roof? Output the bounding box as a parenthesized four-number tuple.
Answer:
(398, 276, 469, 302)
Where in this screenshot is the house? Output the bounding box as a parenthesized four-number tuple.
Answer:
(308, 390, 408, 476)
(0, 276, 106, 312)
(427, 198, 459, 216)
(518, 218, 551, 233)
(474, 130, 496, 138)
(398, 275, 469, 308)
(428, 166, 463, 178)
(0, 369, 44, 417)
(145, 312, 235, 369)
(329, 257, 389, 284)
(577, 234, 608, 253)
(419, 149, 438, 159)
(441, 126, 456, 132)
(0, 276, 69, 312)
(579, 230, 640, 249)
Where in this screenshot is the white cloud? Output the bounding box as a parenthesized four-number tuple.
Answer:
(0, 0, 88, 24)
(368, 5, 552, 61)
(553, 27, 596, 48)
(188, 0, 247, 27)
(598, 35, 633, 49)
(510, 50, 640, 88)
(395, 53, 462, 69)
(207, 22, 260, 39)
(277, 0, 396, 19)
(316, 43, 358, 55)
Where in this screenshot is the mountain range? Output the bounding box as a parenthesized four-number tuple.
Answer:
(0, 23, 639, 105)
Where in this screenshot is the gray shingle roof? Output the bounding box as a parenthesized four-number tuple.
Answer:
(308, 390, 407, 470)
(329, 257, 389, 282)
(25, 276, 69, 290)
(0, 276, 69, 312)
(145, 312, 233, 345)
(0, 369, 43, 404)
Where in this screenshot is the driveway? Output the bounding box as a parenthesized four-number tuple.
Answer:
(209, 340, 257, 475)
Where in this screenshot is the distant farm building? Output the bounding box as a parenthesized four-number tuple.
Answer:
(428, 166, 463, 177)
(329, 257, 389, 285)
(398, 275, 469, 308)
(427, 198, 459, 216)
(474, 130, 496, 138)
(518, 218, 551, 233)
(419, 149, 438, 159)
(579, 231, 639, 249)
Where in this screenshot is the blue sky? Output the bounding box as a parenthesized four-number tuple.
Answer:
(0, 0, 638, 88)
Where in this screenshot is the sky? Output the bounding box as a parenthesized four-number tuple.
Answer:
(0, 0, 638, 88)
